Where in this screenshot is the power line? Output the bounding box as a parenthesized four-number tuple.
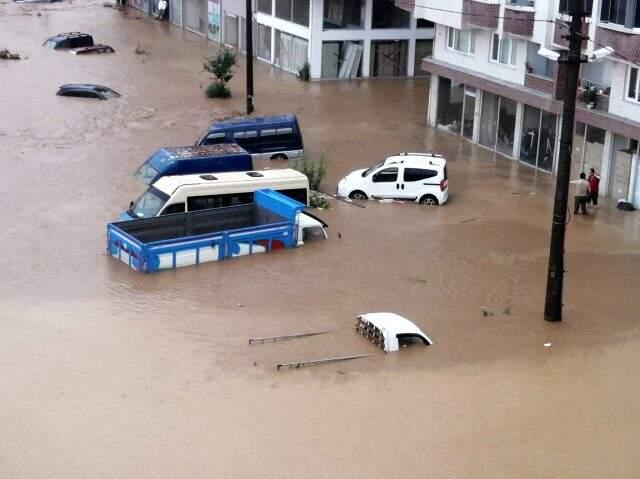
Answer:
(400, 3, 558, 23)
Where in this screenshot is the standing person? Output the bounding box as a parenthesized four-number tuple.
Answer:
(571, 172, 589, 215)
(587, 168, 601, 209)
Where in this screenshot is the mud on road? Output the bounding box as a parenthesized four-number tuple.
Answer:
(1, 2, 640, 477)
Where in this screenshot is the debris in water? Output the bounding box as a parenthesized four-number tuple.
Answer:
(338, 232, 341, 238)
(237, 303, 243, 307)
(276, 353, 373, 370)
(458, 217, 477, 224)
(544, 342, 552, 348)
(249, 330, 332, 344)
(502, 301, 512, 316)
(481, 307, 494, 317)
(337, 370, 346, 375)
(0, 49, 21, 60)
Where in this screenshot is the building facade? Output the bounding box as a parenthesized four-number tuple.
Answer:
(405, 0, 640, 207)
(131, 0, 435, 79)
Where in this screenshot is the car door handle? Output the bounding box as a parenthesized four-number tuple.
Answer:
(401, 184, 404, 190)
(396, 184, 399, 189)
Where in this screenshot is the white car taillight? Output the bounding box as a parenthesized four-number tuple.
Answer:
(440, 178, 448, 192)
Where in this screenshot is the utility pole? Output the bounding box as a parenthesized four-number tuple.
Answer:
(245, 0, 255, 115)
(544, 0, 587, 322)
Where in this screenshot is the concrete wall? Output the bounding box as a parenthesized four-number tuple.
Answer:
(608, 61, 640, 118)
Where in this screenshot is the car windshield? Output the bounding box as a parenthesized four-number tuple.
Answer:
(130, 187, 169, 218)
(95, 87, 120, 98)
(133, 162, 160, 186)
(43, 40, 57, 49)
(362, 161, 384, 177)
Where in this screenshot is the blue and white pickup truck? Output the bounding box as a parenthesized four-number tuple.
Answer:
(107, 189, 327, 273)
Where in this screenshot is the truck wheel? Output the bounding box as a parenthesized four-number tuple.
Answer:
(419, 195, 439, 206)
(349, 191, 368, 200)
(271, 154, 288, 160)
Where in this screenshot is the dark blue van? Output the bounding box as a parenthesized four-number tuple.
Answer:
(196, 114, 304, 161)
(133, 144, 253, 185)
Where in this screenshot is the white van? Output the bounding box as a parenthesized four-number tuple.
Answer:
(337, 153, 449, 205)
(124, 169, 310, 219)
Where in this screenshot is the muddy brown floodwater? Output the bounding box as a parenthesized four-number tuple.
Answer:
(2, 2, 640, 477)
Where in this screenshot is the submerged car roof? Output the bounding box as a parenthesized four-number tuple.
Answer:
(159, 144, 248, 160)
(153, 168, 308, 195)
(385, 153, 446, 168)
(208, 114, 297, 130)
(45, 32, 93, 42)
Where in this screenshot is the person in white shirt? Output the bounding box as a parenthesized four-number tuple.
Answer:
(571, 172, 589, 215)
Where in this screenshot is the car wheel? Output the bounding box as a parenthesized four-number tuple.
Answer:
(419, 195, 439, 206)
(271, 154, 288, 161)
(349, 190, 368, 200)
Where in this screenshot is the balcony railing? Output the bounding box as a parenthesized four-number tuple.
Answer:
(579, 78, 611, 94)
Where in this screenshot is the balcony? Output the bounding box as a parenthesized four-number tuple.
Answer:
(577, 78, 611, 112)
(524, 73, 555, 94)
(503, 4, 535, 37)
(462, 0, 499, 30)
(596, 26, 640, 64)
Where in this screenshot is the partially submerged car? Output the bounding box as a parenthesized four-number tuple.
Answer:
(356, 313, 432, 352)
(56, 84, 121, 100)
(43, 32, 94, 50)
(70, 45, 115, 55)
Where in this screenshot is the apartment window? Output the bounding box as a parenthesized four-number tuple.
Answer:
(508, 0, 535, 6)
(323, 0, 365, 29)
(559, 0, 592, 14)
(601, 0, 640, 27)
(275, 0, 309, 27)
(627, 66, 640, 101)
(447, 28, 475, 54)
(491, 34, 517, 65)
(417, 18, 434, 28)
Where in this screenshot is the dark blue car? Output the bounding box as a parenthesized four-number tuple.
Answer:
(196, 114, 304, 161)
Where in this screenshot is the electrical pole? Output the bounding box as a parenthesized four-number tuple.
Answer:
(544, 0, 586, 322)
(245, 0, 255, 115)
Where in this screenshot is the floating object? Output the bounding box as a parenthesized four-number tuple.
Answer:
(356, 313, 432, 353)
(544, 342, 552, 348)
(249, 330, 332, 344)
(276, 353, 373, 370)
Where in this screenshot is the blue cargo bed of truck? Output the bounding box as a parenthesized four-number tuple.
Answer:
(107, 189, 305, 273)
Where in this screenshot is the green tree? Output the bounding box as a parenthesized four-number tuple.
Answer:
(203, 49, 237, 98)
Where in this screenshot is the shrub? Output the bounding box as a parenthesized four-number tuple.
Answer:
(309, 192, 330, 209)
(294, 155, 327, 191)
(205, 82, 231, 98)
(298, 61, 310, 82)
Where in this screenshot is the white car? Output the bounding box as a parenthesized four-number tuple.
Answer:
(337, 153, 449, 205)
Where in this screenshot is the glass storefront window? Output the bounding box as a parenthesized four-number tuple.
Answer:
(224, 14, 239, 47)
(321, 40, 363, 78)
(537, 111, 556, 172)
(371, 0, 410, 28)
(414, 40, 432, 77)
(463, 88, 476, 140)
(583, 125, 606, 174)
(609, 134, 636, 200)
(436, 77, 464, 134)
(370, 40, 408, 77)
(257, 0, 272, 14)
(520, 105, 541, 167)
(323, 0, 365, 29)
(496, 97, 517, 157)
(275, 0, 309, 27)
(254, 24, 272, 61)
(275, 31, 309, 74)
(571, 121, 586, 180)
(479, 92, 499, 149)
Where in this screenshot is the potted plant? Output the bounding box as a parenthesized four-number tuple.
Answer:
(581, 86, 598, 109)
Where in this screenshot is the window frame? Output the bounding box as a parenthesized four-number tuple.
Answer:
(626, 65, 640, 102)
(490, 34, 517, 66)
(371, 167, 399, 183)
(446, 27, 476, 55)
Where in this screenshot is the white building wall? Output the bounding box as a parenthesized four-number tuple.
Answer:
(432, 25, 527, 85)
(414, 0, 462, 29)
(607, 61, 640, 118)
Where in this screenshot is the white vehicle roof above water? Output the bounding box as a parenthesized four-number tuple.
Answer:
(383, 152, 446, 168)
(151, 168, 308, 196)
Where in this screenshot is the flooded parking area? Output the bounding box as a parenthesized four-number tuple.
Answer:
(1, 2, 640, 477)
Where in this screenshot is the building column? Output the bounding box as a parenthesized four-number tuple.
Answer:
(362, 0, 373, 77)
(427, 74, 439, 127)
(471, 90, 481, 144)
(629, 150, 639, 205)
(407, 38, 416, 77)
(512, 102, 524, 160)
(309, 0, 324, 79)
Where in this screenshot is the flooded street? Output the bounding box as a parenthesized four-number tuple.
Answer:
(2, 2, 640, 477)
